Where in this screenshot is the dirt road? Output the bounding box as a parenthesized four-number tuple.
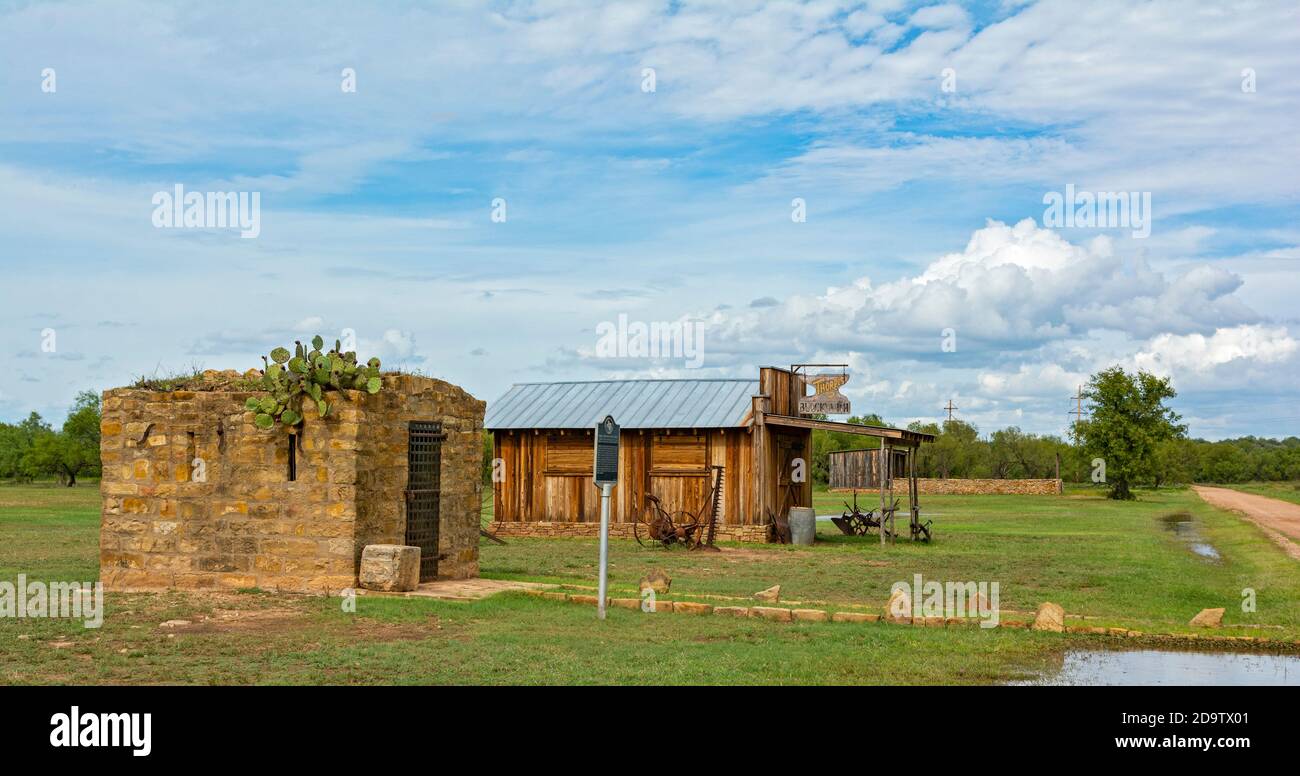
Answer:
(1192, 486, 1300, 560)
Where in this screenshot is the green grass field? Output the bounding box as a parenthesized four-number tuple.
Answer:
(2, 481, 1298, 685)
(1224, 481, 1300, 506)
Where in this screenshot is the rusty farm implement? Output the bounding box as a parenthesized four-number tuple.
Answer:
(634, 465, 725, 551)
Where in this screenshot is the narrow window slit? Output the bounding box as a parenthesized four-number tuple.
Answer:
(288, 434, 297, 481)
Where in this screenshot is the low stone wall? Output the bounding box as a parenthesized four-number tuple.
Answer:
(486, 521, 771, 543)
(834, 478, 1061, 496)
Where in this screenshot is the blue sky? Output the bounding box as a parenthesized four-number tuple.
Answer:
(2, 0, 1299, 439)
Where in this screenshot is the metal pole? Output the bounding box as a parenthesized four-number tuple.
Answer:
(597, 482, 612, 620)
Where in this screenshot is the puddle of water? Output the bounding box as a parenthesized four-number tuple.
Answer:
(1160, 512, 1221, 560)
(1016, 649, 1300, 686)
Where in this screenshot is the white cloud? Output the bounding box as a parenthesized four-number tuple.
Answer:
(977, 363, 1088, 401)
(361, 329, 423, 367)
(908, 4, 971, 31)
(697, 218, 1296, 436)
(707, 218, 1258, 357)
(1134, 325, 1298, 376)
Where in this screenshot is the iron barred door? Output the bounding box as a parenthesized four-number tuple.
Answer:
(405, 421, 445, 582)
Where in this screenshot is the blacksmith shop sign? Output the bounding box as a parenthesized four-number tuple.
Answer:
(795, 365, 851, 415)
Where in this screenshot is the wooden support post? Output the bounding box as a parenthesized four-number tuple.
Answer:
(879, 440, 888, 547)
(887, 446, 896, 545)
(751, 394, 770, 528)
(909, 446, 919, 539)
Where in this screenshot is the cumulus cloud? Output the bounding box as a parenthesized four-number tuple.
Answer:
(908, 4, 971, 31)
(360, 329, 424, 367)
(696, 219, 1296, 435)
(1134, 325, 1299, 376)
(707, 218, 1261, 357)
(977, 363, 1089, 402)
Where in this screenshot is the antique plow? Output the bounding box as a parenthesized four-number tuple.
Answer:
(634, 465, 725, 551)
(830, 490, 886, 537)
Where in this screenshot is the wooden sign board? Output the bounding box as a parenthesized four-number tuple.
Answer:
(798, 372, 851, 415)
(593, 415, 620, 485)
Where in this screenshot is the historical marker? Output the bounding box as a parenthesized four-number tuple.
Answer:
(594, 415, 620, 485)
(593, 415, 619, 619)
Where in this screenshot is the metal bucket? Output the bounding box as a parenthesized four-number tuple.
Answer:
(788, 507, 817, 545)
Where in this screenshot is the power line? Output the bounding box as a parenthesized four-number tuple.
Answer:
(944, 399, 959, 422)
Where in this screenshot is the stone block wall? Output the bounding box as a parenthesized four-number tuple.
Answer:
(833, 478, 1062, 496)
(100, 374, 484, 594)
(354, 374, 485, 580)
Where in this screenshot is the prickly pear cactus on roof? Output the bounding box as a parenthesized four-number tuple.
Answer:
(247, 336, 384, 430)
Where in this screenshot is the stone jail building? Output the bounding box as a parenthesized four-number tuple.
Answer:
(99, 372, 485, 594)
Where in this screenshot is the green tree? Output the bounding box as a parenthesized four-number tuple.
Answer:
(810, 414, 886, 484)
(0, 424, 27, 479)
(0, 412, 50, 482)
(1198, 442, 1254, 483)
(23, 392, 101, 486)
(1151, 437, 1198, 488)
(481, 430, 495, 485)
(988, 427, 1021, 478)
(1072, 367, 1184, 499)
(907, 421, 941, 477)
(930, 419, 980, 479)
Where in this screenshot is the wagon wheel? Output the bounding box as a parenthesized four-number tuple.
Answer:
(633, 509, 672, 548)
(633, 512, 650, 547)
(636, 495, 695, 548)
(635, 495, 666, 548)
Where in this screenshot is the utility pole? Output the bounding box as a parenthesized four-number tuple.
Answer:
(943, 399, 959, 422)
(1069, 386, 1087, 428)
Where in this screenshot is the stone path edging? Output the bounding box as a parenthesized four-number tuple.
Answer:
(519, 590, 1300, 651)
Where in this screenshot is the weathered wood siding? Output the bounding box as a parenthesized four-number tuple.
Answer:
(751, 367, 813, 520)
(491, 367, 816, 529)
(493, 428, 760, 525)
(828, 448, 910, 490)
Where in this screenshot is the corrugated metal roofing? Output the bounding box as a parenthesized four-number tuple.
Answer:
(485, 379, 759, 430)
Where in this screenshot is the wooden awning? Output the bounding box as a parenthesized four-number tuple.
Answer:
(761, 414, 934, 447)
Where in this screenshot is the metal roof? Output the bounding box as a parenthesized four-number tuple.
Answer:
(485, 379, 759, 430)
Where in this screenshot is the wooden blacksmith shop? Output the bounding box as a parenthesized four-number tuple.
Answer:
(485, 366, 933, 543)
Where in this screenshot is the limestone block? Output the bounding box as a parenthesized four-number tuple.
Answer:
(359, 544, 421, 592)
(1189, 607, 1225, 628)
(751, 606, 793, 622)
(831, 611, 878, 623)
(640, 569, 671, 594)
(884, 588, 912, 623)
(1032, 602, 1065, 632)
(792, 609, 828, 622)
